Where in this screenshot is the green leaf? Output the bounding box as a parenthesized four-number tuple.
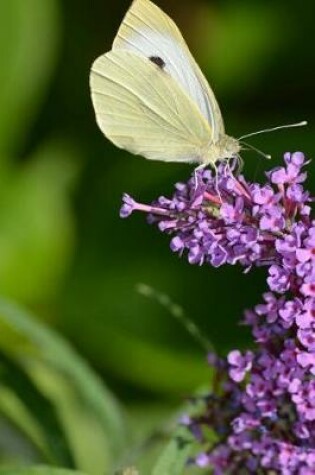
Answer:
(0, 467, 87, 475)
(151, 428, 193, 475)
(0, 0, 60, 155)
(0, 140, 78, 304)
(0, 298, 126, 473)
(0, 351, 74, 465)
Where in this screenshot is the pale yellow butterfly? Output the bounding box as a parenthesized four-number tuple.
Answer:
(90, 0, 306, 168)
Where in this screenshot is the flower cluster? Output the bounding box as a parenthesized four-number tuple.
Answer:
(121, 152, 315, 474)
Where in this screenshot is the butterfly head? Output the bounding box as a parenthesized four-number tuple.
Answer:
(220, 135, 241, 158)
(202, 135, 240, 166)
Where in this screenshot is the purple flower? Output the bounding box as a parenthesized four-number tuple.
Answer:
(121, 152, 315, 474)
(259, 206, 285, 232)
(228, 350, 253, 382)
(267, 265, 290, 293)
(195, 453, 210, 467)
(296, 227, 315, 263)
(120, 193, 137, 218)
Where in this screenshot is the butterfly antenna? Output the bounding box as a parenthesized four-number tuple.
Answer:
(240, 140, 272, 160)
(238, 120, 307, 140)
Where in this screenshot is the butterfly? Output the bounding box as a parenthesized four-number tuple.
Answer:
(89, 0, 306, 169)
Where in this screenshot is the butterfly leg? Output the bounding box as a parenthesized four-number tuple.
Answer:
(213, 164, 223, 203)
(234, 154, 244, 174)
(193, 163, 207, 190)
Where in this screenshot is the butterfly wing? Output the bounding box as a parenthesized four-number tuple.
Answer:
(112, 0, 225, 142)
(90, 49, 212, 163)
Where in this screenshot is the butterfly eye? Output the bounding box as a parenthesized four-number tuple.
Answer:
(149, 56, 166, 69)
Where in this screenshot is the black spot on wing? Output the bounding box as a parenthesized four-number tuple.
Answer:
(149, 56, 166, 69)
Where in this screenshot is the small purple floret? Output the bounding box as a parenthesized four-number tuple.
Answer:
(120, 193, 137, 218)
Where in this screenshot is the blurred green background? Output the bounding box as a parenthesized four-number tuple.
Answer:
(0, 0, 314, 473)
